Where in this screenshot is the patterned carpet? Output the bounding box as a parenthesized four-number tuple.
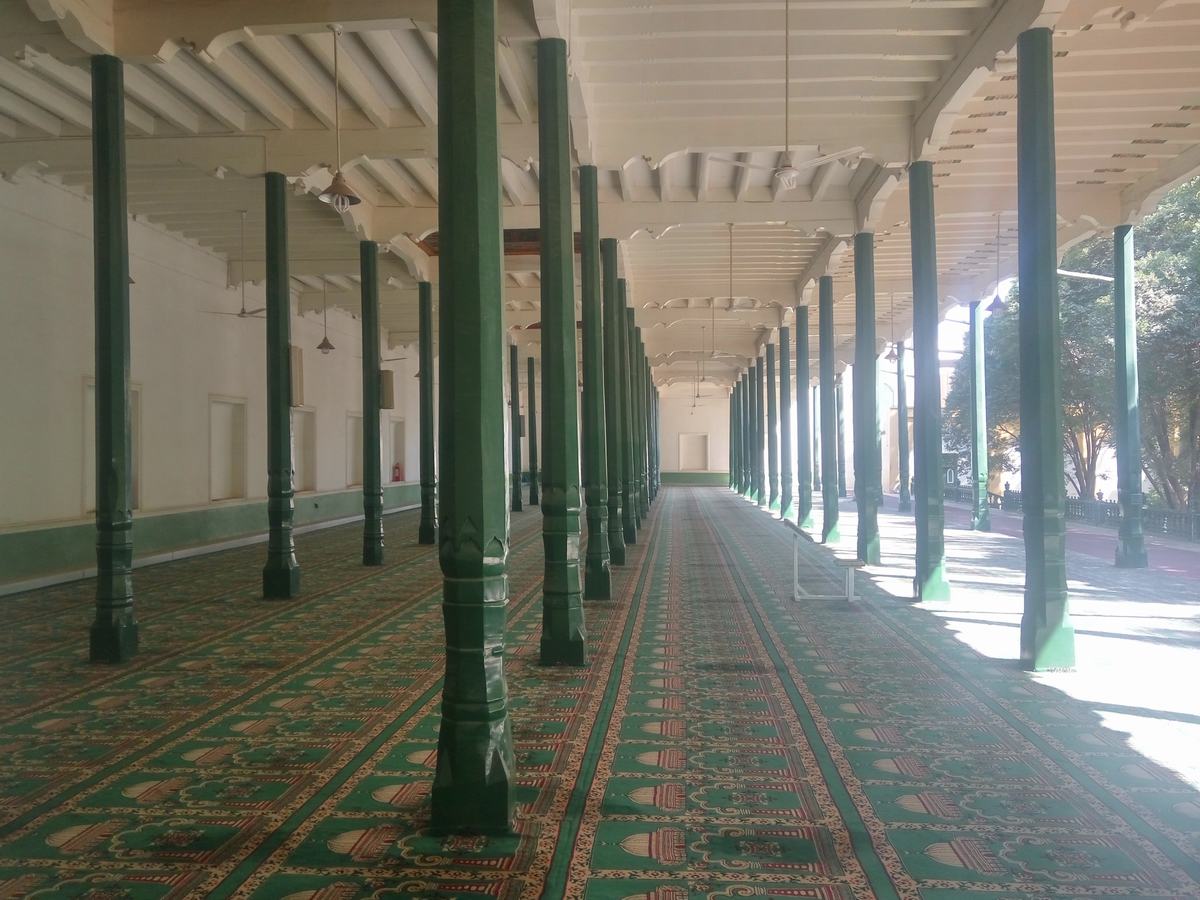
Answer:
(1, 489, 1198, 898)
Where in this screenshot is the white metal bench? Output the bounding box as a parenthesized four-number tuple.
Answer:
(782, 518, 865, 601)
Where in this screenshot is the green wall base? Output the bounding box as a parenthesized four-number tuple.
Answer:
(661, 471, 729, 486)
(2, 483, 422, 592)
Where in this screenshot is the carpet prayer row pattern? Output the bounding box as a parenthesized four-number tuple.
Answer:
(0, 490, 1198, 898)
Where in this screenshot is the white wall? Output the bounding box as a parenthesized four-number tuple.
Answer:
(0, 174, 421, 531)
(659, 394, 730, 472)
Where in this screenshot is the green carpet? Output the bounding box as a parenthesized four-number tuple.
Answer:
(0, 490, 1197, 897)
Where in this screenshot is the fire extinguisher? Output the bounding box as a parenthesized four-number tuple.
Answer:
(392, 463, 403, 482)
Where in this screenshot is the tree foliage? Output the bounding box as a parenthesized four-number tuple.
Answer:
(943, 177, 1200, 507)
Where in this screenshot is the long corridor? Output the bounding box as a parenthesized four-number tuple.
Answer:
(1, 489, 1198, 897)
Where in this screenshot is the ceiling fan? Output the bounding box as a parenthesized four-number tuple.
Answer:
(207, 210, 266, 319)
(705, 0, 864, 191)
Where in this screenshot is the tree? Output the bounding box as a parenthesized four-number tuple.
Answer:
(944, 177, 1200, 508)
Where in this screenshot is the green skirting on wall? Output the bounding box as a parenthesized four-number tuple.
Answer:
(0, 482, 422, 591)
(660, 471, 730, 486)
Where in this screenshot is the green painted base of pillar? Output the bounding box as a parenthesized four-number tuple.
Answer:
(799, 510, 814, 530)
(914, 565, 951, 603)
(539, 627, 588, 666)
(822, 524, 840, 544)
(1115, 543, 1148, 568)
(858, 537, 881, 566)
(781, 502, 795, 522)
(418, 526, 436, 545)
(609, 543, 626, 566)
(362, 543, 385, 566)
(898, 496, 912, 513)
(262, 562, 301, 599)
(530, 480, 540, 506)
(584, 565, 611, 600)
(769, 496, 780, 512)
(430, 718, 516, 835)
(1020, 602, 1076, 671)
(971, 511, 992, 532)
(89, 617, 139, 663)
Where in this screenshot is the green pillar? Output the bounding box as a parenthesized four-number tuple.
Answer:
(818, 276, 840, 542)
(432, 0, 515, 834)
(360, 241, 384, 566)
(527, 356, 539, 505)
(896, 342, 912, 512)
(618, 279, 638, 544)
(908, 160, 951, 601)
(968, 300, 991, 532)
(538, 37, 586, 666)
(601, 239, 626, 565)
(417, 282, 437, 544)
(853, 232, 882, 564)
(509, 342, 523, 512)
(89, 54, 138, 662)
(579, 165, 610, 598)
(1113, 225, 1148, 568)
(754, 356, 767, 507)
(729, 386, 739, 490)
(261, 171, 302, 600)
(646, 360, 657, 503)
(812, 385, 821, 493)
(766, 342, 780, 510)
(795, 308, 814, 529)
(742, 375, 753, 496)
(780, 327, 793, 519)
(1017, 27, 1074, 668)
(634, 326, 649, 519)
(835, 378, 848, 499)
(628, 312, 643, 528)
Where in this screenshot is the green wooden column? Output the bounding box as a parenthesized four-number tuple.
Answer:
(89, 54, 139, 662)
(1017, 27, 1074, 669)
(968, 300, 991, 532)
(742, 375, 753, 496)
(634, 325, 649, 519)
(431, 0, 515, 834)
(628, 312, 643, 527)
(908, 160, 951, 601)
(1113, 225, 1148, 568)
(360, 240, 384, 566)
(538, 37, 586, 666)
(601, 240, 626, 565)
(509, 342, 523, 512)
(618, 279, 638, 544)
(818, 276, 840, 542)
(729, 387, 738, 490)
(417, 281, 437, 545)
(766, 342, 780, 510)
(835, 378, 848, 499)
(896, 342, 912, 512)
(779, 326, 794, 520)
(262, 171, 302, 601)
(812, 385, 822, 492)
(853, 232, 882, 564)
(754, 356, 767, 506)
(647, 360, 657, 503)
(527, 356, 540, 505)
(579, 165, 610, 598)
(795, 308, 814, 528)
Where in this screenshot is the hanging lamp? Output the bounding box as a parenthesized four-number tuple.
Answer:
(317, 279, 336, 354)
(885, 292, 898, 361)
(318, 24, 361, 214)
(988, 213, 1004, 312)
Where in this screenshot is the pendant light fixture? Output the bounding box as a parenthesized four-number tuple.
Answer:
(318, 24, 361, 214)
(317, 278, 336, 354)
(885, 292, 898, 362)
(988, 213, 1004, 312)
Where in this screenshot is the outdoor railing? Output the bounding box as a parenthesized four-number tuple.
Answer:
(953, 487, 1200, 543)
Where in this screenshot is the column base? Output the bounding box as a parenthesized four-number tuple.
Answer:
(262, 561, 301, 599)
(1020, 600, 1075, 671)
(971, 511, 992, 532)
(362, 543, 385, 566)
(858, 535, 881, 566)
(540, 632, 588, 666)
(914, 564, 951, 602)
(1115, 540, 1148, 569)
(89, 616, 139, 663)
(821, 525, 840, 544)
(418, 522, 437, 545)
(431, 717, 516, 835)
(584, 565, 612, 600)
(898, 495, 912, 513)
(769, 495, 781, 512)
(799, 509, 814, 530)
(781, 502, 795, 522)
